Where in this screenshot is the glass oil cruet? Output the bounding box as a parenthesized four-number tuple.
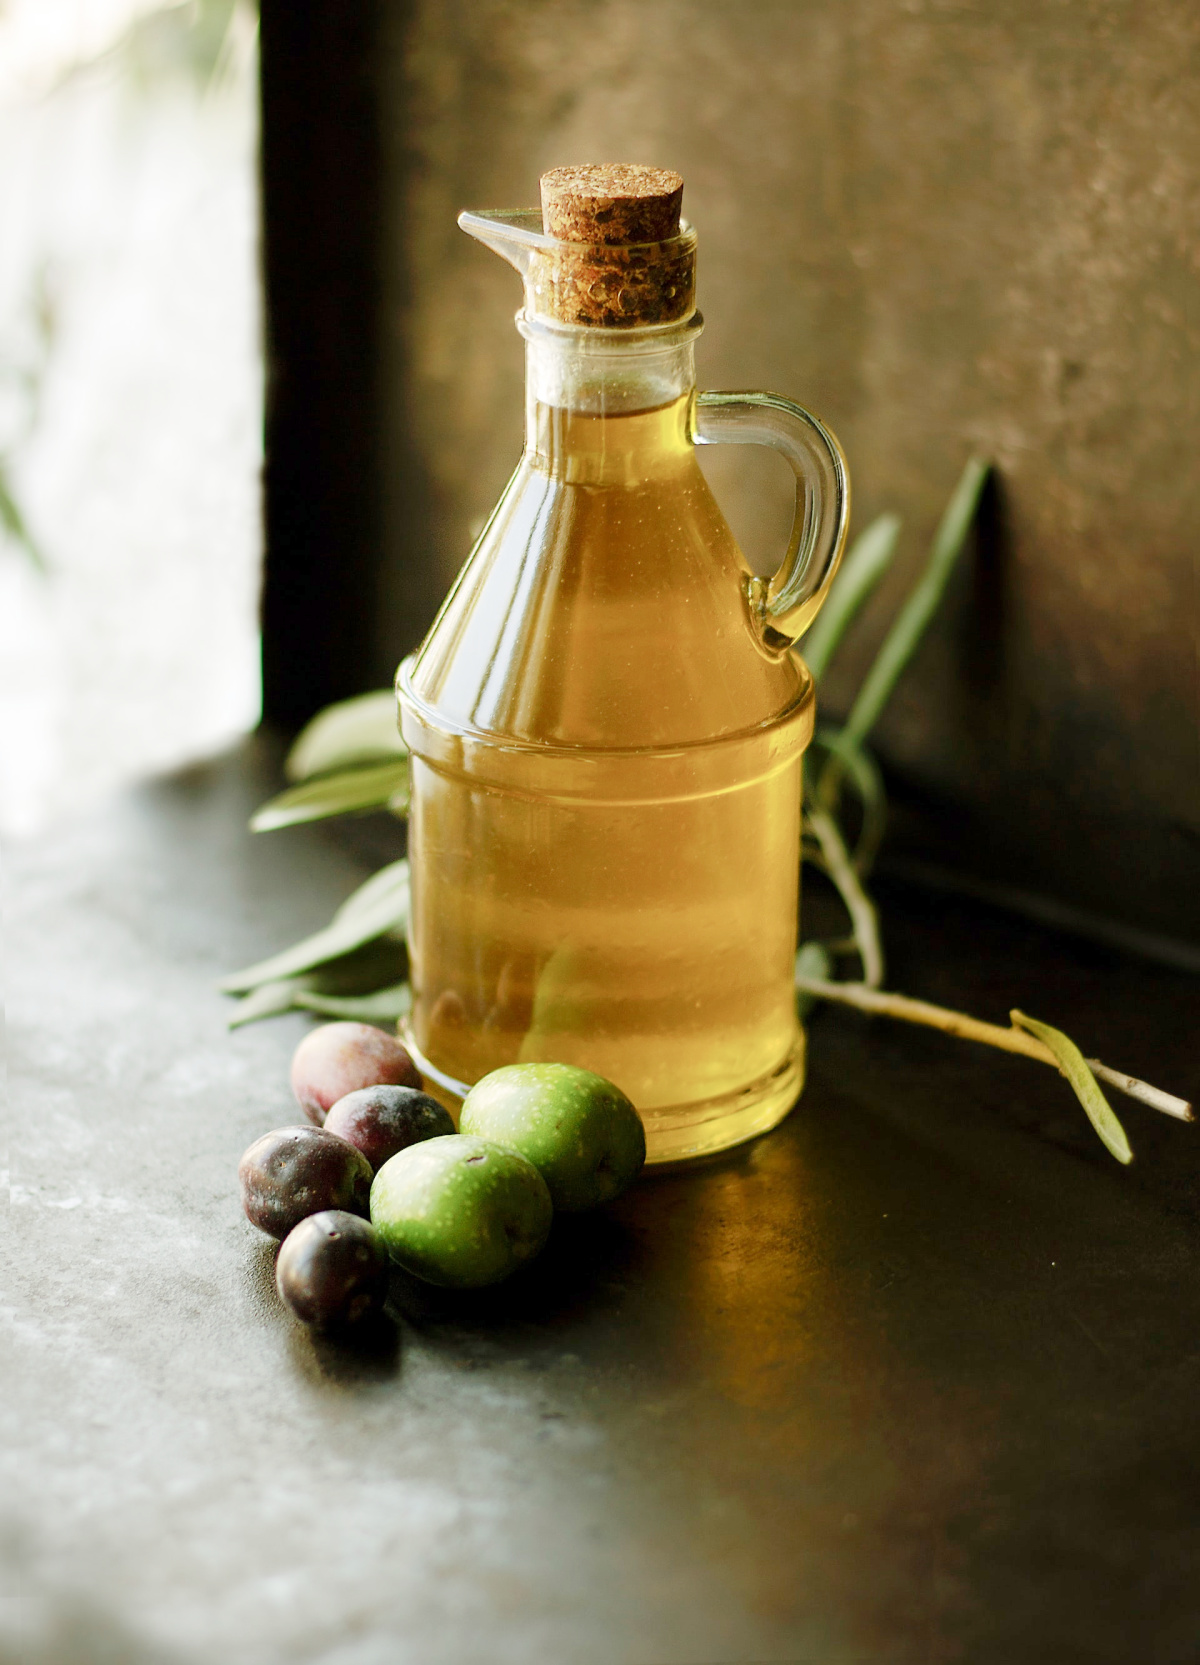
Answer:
(396, 164, 849, 1163)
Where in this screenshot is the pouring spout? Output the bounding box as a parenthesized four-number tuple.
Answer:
(457, 208, 546, 280)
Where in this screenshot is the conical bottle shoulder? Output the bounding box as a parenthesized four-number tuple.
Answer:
(407, 403, 811, 752)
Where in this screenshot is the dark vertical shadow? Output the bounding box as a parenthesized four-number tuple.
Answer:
(259, 0, 386, 730)
(369, 2, 471, 691)
(960, 466, 1022, 876)
(965, 465, 1010, 705)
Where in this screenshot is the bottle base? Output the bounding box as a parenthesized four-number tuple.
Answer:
(638, 1031, 805, 1164)
(400, 1025, 806, 1167)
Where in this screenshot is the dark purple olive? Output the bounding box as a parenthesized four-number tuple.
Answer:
(290, 1022, 422, 1125)
(275, 1211, 390, 1327)
(238, 1126, 372, 1239)
(323, 1085, 455, 1171)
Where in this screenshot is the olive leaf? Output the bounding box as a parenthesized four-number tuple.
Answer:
(227, 977, 312, 1028)
(792, 979, 1184, 1134)
(285, 689, 406, 783)
(220, 862, 409, 994)
(802, 511, 901, 680)
(811, 724, 887, 874)
(225, 931, 410, 1026)
(807, 456, 990, 975)
(794, 940, 833, 1021)
(294, 983, 412, 1024)
(250, 760, 409, 832)
(825, 456, 989, 763)
(330, 859, 411, 926)
(0, 463, 45, 572)
(518, 944, 590, 1063)
(1011, 1010, 1134, 1165)
(803, 798, 886, 987)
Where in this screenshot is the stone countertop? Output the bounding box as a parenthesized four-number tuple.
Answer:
(6, 740, 1200, 1665)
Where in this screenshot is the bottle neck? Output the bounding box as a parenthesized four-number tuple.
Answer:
(527, 392, 694, 484)
(520, 312, 701, 436)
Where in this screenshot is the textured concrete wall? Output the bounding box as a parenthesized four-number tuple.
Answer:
(372, 0, 1200, 945)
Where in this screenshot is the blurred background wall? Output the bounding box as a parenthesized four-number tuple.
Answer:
(261, 0, 1199, 949)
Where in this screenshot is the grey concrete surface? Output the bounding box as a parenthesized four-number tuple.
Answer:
(5, 741, 1200, 1664)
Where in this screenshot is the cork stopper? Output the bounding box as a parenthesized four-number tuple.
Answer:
(540, 164, 684, 246)
(533, 163, 693, 329)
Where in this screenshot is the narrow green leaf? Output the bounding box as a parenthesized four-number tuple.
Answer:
(518, 944, 589, 1063)
(803, 800, 886, 987)
(332, 859, 410, 925)
(802, 512, 901, 680)
(812, 725, 888, 873)
(225, 935, 409, 1025)
(795, 941, 834, 1020)
(1011, 1010, 1134, 1165)
(219, 872, 410, 994)
(294, 983, 413, 1024)
(228, 977, 311, 1028)
(250, 760, 409, 832)
(832, 456, 990, 757)
(285, 690, 406, 782)
(0, 462, 46, 572)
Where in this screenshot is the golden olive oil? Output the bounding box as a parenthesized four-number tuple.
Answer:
(399, 394, 814, 1162)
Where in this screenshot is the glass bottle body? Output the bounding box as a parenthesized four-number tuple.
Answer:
(399, 323, 819, 1163)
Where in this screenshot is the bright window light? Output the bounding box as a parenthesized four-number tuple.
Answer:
(0, 0, 262, 836)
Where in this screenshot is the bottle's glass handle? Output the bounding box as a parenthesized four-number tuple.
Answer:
(693, 390, 850, 654)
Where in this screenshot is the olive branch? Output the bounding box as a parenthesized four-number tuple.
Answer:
(223, 456, 1192, 1160)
